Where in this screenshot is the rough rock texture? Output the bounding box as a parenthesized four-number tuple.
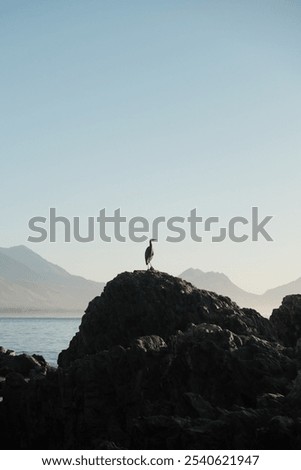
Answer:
(270, 295, 301, 347)
(1, 270, 301, 449)
(0, 348, 47, 377)
(58, 270, 276, 367)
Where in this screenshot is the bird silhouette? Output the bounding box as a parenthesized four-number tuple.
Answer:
(145, 238, 157, 270)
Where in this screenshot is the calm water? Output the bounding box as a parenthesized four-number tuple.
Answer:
(0, 317, 81, 366)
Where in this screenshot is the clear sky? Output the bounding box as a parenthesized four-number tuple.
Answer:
(0, 0, 300, 293)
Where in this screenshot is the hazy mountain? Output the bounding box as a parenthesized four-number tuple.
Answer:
(179, 268, 301, 316)
(262, 277, 301, 311)
(179, 268, 261, 308)
(0, 246, 104, 314)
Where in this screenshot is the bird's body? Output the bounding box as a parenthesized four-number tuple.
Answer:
(145, 239, 156, 269)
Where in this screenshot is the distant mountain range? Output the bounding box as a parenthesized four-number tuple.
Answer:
(0, 246, 300, 316)
(179, 268, 301, 316)
(0, 245, 104, 314)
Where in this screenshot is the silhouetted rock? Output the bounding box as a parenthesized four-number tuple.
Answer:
(270, 295, 301, 347)
(58, 270, 276, 367)
(1, 271, 301, 449)
(0, 348, 47, 377)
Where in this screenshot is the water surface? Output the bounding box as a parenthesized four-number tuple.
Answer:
(0, 317, 81, 366)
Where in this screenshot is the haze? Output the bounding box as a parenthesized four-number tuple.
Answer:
(1, 1, 300, 294)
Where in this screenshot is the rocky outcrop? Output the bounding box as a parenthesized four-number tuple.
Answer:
(1, 270, 301, 449)
(270, 295, 301, 347)
(0, 347, 48, 377)
(58, 270, 276, 367)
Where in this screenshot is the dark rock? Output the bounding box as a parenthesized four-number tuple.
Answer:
(92, 439, 123, 450)
(168, 324, 295, 409)
(32, 354, 47, 367)
(257, 415, 301, 450)
(286, 371, 301, 408)
(257, 393, 285, 409)
(5, 371, 27, 389)
(130, 408, 270, 450)
(270, 295, 301, 347)
(1, 271, 301, 449)
(58, 270, 276, 367)
(0, 351, 45, 377)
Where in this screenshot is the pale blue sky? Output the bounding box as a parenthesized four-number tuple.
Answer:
(0, 0, 300, 292)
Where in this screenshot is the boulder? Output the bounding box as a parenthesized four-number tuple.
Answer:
(58, 270, 276, 367)
(0, 351, 45, 377)
(270, 295, 301, 347)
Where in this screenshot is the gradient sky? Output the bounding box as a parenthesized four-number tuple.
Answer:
(0, 0, 300, 293)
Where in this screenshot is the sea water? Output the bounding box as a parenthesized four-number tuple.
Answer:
(0, 317, 81, 366)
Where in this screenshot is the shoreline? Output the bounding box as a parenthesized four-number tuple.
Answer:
(0, 311, 82, 318)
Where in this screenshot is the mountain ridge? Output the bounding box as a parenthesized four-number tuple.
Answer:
(0, 245, 104, 313)
(179, 268, 301, 316)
